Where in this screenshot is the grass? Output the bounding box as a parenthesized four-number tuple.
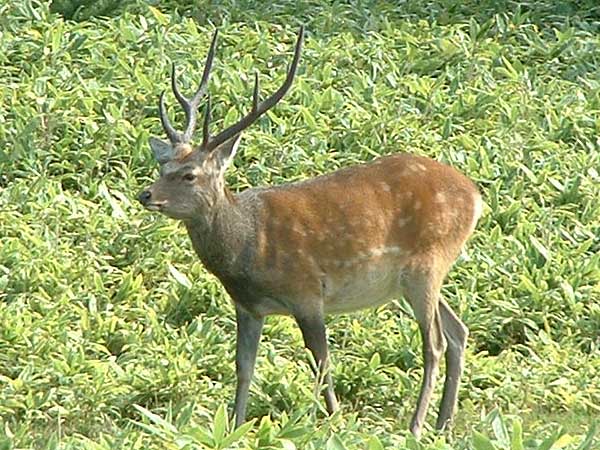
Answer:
(1, 0, 599, 449)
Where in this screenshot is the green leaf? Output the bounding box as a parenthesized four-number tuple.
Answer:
(326, 434, 348, 450)
(576, 422, 598, 450)
(132, 404, 178, 435)
(552, 434, 578, 449)
(186, 426, 215, 446)
(472, 431, 497, 450)
(511, 418, 524, 450)
(219, 419, 255, 449)
(168, 263, 192, 289)
(368, 435, 384, 450)
(538, 428, 563, 450)
(530, 236, 551, 264)
(280, 439, 297, 450)
(369, 352, 381, 369)
(212, 404, 228, 445)
(491, 412, 509, 447)
(500, 55, 519, 79)
(405, 434, 422, 450)
(300, 106, 317, 130)
(174, 435, 193, 449)
(99, 181, 126, 219)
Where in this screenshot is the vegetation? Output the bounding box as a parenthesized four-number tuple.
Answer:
(1, 0, 599, 448)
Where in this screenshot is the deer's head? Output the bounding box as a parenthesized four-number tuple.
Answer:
(138, 27, 304, 221)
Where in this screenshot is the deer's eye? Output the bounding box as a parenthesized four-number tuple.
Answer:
(182, 173, 196, 182)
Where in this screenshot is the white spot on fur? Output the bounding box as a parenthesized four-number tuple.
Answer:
(408, 163, 427, 173)
(414, 200, 422, 210)
(435, 191, 446, 204)
(380, 183, 391, 192)
(325, 245, 406, 273)
(291, 224, 306, 236)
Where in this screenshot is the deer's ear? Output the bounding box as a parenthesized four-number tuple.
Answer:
(150, 137, 175, 165)
(208, 134, 242, 174)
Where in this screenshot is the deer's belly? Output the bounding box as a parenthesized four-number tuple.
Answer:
(323, 264, 402, 314)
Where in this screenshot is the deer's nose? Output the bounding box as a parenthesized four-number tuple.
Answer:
(138, 190, 152, 205)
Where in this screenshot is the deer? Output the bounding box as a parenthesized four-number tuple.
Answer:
(137, 26, 482, 438)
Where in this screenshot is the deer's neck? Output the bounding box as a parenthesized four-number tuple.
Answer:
(184, 189, 255, 279)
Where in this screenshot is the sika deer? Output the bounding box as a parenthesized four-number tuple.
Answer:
(138, 26, 482, 437)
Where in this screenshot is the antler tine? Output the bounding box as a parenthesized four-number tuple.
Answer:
(159, 30, 219, 144)
(191, 29, 219, 107)
(159, 90, 183, 143)
(252, 71, 260, 113)
(201, 25, 305, 152)
(170, 63, 187, 112)
(182, 29, 219, 142)
(202, 94, 212, 149)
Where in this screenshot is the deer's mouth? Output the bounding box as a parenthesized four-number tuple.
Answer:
(144, 202, 166, 212)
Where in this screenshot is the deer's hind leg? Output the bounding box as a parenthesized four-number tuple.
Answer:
(435, 298, 468, 431)
(402, 269, 447, 438)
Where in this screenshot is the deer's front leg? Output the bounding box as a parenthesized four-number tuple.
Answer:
(295, 313, 339, 414)
(233, 305, 264, 427)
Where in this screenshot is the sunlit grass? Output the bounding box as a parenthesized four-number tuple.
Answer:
(0, 1, 598, 449)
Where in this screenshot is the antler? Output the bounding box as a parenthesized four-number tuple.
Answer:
(158, 29, 219, 144)
(200, 25, 305, 152)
